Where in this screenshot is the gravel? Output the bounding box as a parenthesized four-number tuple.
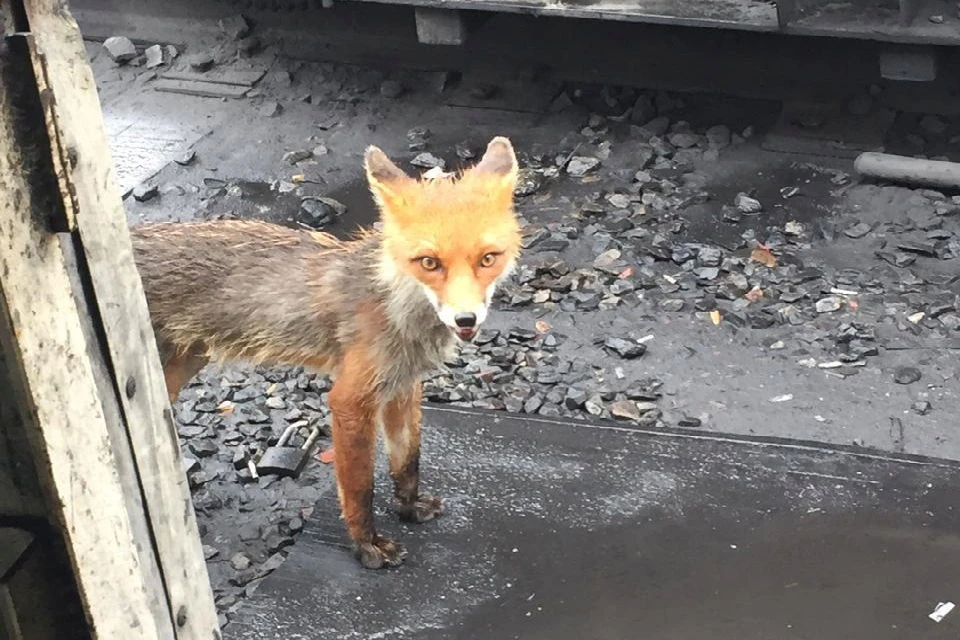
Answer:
(102, 36, 137, 64)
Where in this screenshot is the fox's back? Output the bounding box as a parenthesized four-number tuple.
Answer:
(133, 220, 321, 305)
(130, 219, 453, 392)
(132, 220, 349, 361)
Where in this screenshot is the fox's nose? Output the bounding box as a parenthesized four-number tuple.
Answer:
(454, 312, 477, 328)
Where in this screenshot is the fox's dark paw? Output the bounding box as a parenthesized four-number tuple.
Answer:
(397, 493, 444, 524)
(355, 535, 407, 570)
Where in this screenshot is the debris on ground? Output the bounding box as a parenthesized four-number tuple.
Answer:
(929, 601, 955, 623)
(175, 150, 197, 166)
(132, 183, 159, 202)
(144, 44, 165, 69)
(411, 152, 445, 170)
(299, 197, 345, 228)
(735, 192, 763, 214)
(259, 101, 282, 117)
(317, 447, 335, 464)
(102, 36, 137, 64)
(566, 156, 600, 177)
(380, 79, 405, 99)
(912, 400, 932, 415)
(750, 246, 777, 268)
(188, 52, 216, 72)
(893, 366, 922, 385)
(283, 149, 313, 165)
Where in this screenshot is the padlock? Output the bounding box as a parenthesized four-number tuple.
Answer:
(256, 423, 322, 478)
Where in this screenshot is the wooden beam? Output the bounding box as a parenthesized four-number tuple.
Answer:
(0, 0, 219, 637)
(18, 2, 220, 637)
(0, 39, 177, 639)
(775, 0, 797, 28)
(414, 6, 469, 45)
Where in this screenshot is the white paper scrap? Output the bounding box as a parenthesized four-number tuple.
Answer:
(929, 601, 954, 623)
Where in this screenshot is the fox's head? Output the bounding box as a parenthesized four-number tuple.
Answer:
(364, 136, 522, 342)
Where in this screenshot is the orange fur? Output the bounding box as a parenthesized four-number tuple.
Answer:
(367, 137, 522, 339)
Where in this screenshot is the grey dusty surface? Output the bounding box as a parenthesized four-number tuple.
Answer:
(227, 408, 960, 640)
(77, 6, 960, 633)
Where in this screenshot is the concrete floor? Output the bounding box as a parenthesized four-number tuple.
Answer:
(226, 408, 960, 639)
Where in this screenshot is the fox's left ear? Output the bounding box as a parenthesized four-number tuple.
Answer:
(365, 145, 413, 214)
(471, 136, 518, 193)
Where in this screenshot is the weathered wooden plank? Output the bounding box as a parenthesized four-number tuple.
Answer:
(159, 68, 267, 87)
(350, 0, 960, 45)
(18, 34, 77, 232)
(0, 33, 176, 640)
(414, 6, 469, 45)
(351, 0, 779, 30)
(784, 0, 960, 45)
(154, 78, 250, 98)
(20, 1, 220, 638)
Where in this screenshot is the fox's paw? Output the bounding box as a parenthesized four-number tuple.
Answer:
(397, 494, 444, 524)
(355, 535, 407, 570)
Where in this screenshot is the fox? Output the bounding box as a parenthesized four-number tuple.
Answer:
(130, 136, 522, 569)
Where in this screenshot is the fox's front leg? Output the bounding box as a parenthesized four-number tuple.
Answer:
(329, 352, 407, 569)
(383, 381, 443, 523)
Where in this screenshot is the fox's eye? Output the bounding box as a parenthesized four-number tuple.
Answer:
(480, 253, 498, 268)
(419, 256, 440, 271)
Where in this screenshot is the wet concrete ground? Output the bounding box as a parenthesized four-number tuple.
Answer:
(227, 408, 960, 639)
(74, 4, 960, 633)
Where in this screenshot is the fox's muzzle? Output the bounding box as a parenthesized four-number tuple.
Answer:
(453, 312, 478, 340)
(454, 312, 477, 328)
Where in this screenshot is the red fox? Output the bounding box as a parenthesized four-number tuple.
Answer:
(131, 137, 522, 568)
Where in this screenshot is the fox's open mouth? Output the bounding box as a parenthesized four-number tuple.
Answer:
(455, 327, 478, 342)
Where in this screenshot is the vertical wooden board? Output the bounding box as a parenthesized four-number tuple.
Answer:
(21, 2, 220, 637)
(0, 51, 174, 640)
(58, 235, 183, 633)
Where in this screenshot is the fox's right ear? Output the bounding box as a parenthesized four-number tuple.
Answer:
(364, 146, 411, 214)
